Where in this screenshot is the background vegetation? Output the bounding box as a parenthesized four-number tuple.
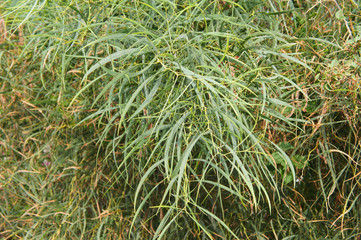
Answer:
(1, 0, 360, 239)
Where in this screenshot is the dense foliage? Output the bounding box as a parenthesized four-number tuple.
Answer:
(1, 0, 360, 239)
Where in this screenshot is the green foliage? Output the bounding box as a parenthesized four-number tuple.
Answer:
(1, 0, 360, 239)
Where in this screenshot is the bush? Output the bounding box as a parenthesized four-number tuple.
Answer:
(1, 0, 360, 238)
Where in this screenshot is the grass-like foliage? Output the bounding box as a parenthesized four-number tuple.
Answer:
(1, 0, 360, 239)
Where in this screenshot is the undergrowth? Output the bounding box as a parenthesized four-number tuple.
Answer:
(1, 0, 360, 239)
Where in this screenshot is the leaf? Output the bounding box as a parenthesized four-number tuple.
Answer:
(291, 154, 307, 169)
(279, 142, 293, 152)
(329, 59, 339, 68)
(272, 152, 286, 167)
(335, 10, 346, 20)
(284, 172, 293, 185)
(82, 48, 143, 83)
